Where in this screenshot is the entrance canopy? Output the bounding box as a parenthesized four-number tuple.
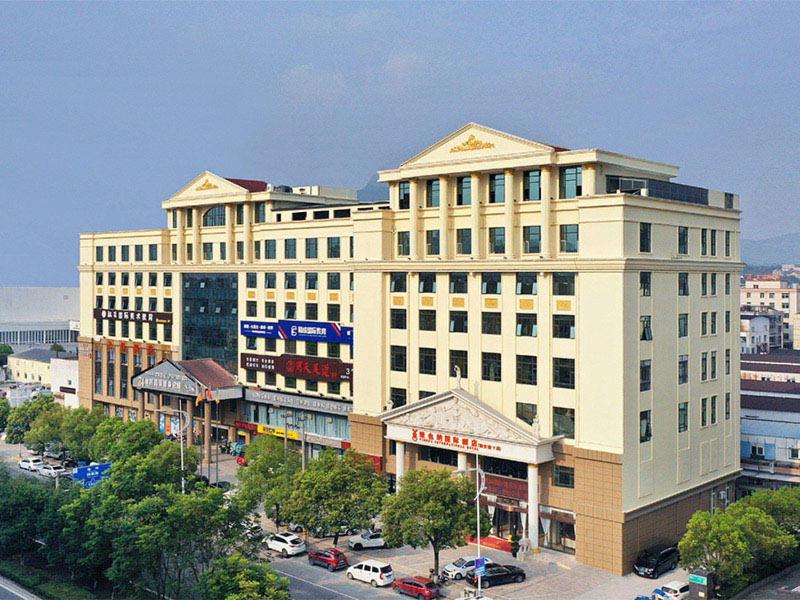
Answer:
(381, 388, 560, 465)
(132, 358, 242, 401)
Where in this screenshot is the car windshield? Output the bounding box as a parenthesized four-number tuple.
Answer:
(637, 551, 658, 566)
(289, 538, 302, 545)
(453, 558, 466, 567)
(424, 582, 437, 588)
(380, 566, 392, 573)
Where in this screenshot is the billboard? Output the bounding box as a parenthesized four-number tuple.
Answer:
(93, 307, 173, 325)
(240, 353, 352, 382)
(240, 319, 353, 345)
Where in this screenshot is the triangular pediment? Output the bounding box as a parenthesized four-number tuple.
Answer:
(131, 359, 200, 397)
(167, 171, 252, 203)
(381, 388, 549, 446)
(400, 123, 558, 168)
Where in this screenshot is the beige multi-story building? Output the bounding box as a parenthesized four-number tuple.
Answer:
(741, 276, 800, 348)
(78, 123, 741, 575)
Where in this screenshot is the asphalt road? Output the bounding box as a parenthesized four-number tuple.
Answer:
(0, 575, 40, 600)
(269, 555, 399, 600)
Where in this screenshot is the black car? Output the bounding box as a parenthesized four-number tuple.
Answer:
(465, 564, 526, 588)
(210, 480, 232, 491)
(633, 544, 679, 578)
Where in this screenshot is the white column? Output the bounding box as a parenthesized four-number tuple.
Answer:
(503, 169, 516, 259)
(470, 173, 482, 259)
(395, 441, 405, 492)
(457, 451, 468, 473)
(527, 463, 539, 549)
(540, 167, 553, 259)
(439, 176, 451, 259)
(409, 180, 421, 260)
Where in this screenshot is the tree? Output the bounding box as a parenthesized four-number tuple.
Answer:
(0, 397, 10, 431)
(5, 393, 55, 444)
(285, 449, 386, 546)
(0, 343, 12, 367)
(237, 435, 301, 528)
(725, 503, 797, 579)
(197, 553, 290, 600)
(61, 407, 107, 462)
(49, 343, 66, 358)
(0, 466, 52, 557)
(89, 418, 162, 462)
(382, 468, 490, 575)
(24, 403, 66, 454)
(740, 487, 800, 537)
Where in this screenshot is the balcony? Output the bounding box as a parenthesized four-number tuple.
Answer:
(607, 176, 709, 206)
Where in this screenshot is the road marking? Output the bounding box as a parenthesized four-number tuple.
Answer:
(272, 569, 363, 600)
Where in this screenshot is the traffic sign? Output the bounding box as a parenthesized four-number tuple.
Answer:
(72, 462, 112, 489)
(474, 557, 486, 577)
(688, 573, 708, 586)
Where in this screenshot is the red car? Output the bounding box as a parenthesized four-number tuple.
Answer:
(392, 576, 440, 599)
(307, 548, 349, 571)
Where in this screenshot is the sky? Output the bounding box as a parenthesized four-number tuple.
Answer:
(1, 1, 799, 286)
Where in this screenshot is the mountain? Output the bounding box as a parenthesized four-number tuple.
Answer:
(357, 176, 388, 202)
(743, 232, 800, 266)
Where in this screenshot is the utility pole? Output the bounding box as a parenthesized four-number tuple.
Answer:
(455, 454, 486, 591)
(295, 414, 312, 470)
(166, 407, 189, 494)
(281, 410, 292, 452)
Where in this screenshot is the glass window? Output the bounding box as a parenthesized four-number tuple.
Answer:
(327, 272, 341, 290)
(481, 352, 502, 381)
(390, 272, 407, 293)
(246, 301, 257, 317)
(450, 350, 468, 378)
(553, 314, 575, 339)
(305, 238, 318, 259)
(701, 228, 708, 256)
(489, 173, 505, 203)
(516, 402, 537, 425)
(516, 355, 537, 385)
(553, 272, 575, 296)
(202, 243, 213, 261)
(265, 239, 276, 259)
(639, 223, 652, 253)
(390, 345, 407, 371)
(285, 302, 296, 319)
(553, 465, 575, 487)
(449, 311, 468, 333)
(523, 226, 541, 254)
(449, 272, 468, 294)
(640, 272, 651, 296)
(305, 303, 318, 320)
(285, 239, 297, 259)
(678, 402, 689, 432)
(640, 315, 653, 341)
(419, 310, 436, 331)
(397, 231, 410, 256)
(305, 272, 318, 290)
(553, 358, 575, 389)
(639, 410, 652, 443)
(121, 245, 129, 261)
(398, 181, 410, 210)
(255, 202, 266, 223)
(202, 206, 226, 227)
(678, 272, 689, 296)
(456, 229, 472, 254)
(516, 272, 537, 295)
(419, 272, 437, 293)
(678, 226, 689, 255)
(559, 225, 579, 253)
(285, 272, 296, 289)
(725, 392, 731, 420)
(327, 303, 340, 322)
(701, 397, 708, 427)
(559, 166, 582, 199)
(419, 348, 436, 374)
(327, 237, 341, 258)
(265, 301, 276, 318)
(489, 227, 505, 254)
(710, 230, 717, 256)
(246, 272, 257, 288)
(678, 355, 688, 384)
(135, 244, 143, 261)
(523, 170, 541, 201)
(264, 272, 276, 289)
(108, 246, 116, 262)
(456, 176, 471, 206)
(390, 388, 407, 409)
(481, 312, 501, 335)
(553, 408, 575, 439)
(391, 309, 407, 329)
(426, 179, 440, 208)
(426, 230, 440, 255)
(219, 242, 227, 261)
(481, 273, 501, 294)
(96, 246, 104, 262)
(516, 313, 537, 337)
(725, 231, 731, 257)
(640, 359, 652, 391)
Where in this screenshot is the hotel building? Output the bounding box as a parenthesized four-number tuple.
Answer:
(78, 123, 741, 574)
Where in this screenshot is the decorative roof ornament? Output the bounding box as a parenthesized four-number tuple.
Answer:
(196, 178, 218, 191)
(449, 134, 495, 153)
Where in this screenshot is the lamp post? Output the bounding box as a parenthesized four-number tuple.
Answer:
(165, 408, 189, 494)
(280, 410, 293, 451)
(455, 452, 486, 595)
(293, 414, 313, 470)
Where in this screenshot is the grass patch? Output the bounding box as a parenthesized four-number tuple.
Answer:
(0, 557, 128, 599)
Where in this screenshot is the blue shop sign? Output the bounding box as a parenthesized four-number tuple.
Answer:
(72, 462, 112, 489)
(241, 320, 353, 345)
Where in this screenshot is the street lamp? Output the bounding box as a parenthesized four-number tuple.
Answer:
(455, 453, 486, 595)
(280, 410, 292, 451)
(293, 414, 313, 470)
(165, 408, 189, 494)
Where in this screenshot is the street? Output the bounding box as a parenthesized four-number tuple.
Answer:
(0, 575, 40, 600)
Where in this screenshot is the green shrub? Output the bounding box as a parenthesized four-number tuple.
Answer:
(36, 581, 98, 600)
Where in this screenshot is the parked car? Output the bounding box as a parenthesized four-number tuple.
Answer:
(43, 446, 69, 461)
(443, 555, 495, 580)
(312, 524, 356, 538)
(393, 576, 440, 599)
(348, 529, 386, 550)
(18, 457, 44, 471)
(38, 464, 67, 478)
(346, 559, 395, 587)
(465, 564, 525, 589)
(660, 580, 690, 600)
(209, 480, 232, 492)
(633, 544, 679, 578)
(307, 548, 349, 571)
(266, 532, 306, 557)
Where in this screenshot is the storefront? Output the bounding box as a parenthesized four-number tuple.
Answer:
(381, 387, 560, 551)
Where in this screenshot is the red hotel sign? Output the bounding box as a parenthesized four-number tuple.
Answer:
(240, 353, 352, 383)
(411, 428, 502, 453)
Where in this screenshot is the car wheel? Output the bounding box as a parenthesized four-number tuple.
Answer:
(515, 574, 524, 583)
(370, 579, 378, 587)
(327, 564, 334, 572)
(483, 581, 491, 589)
(670, 559, 678, 571)
(347, 572, 354, 580)
(354, 543, 363, 551)
(455, 573, 463, 580)
(281, 549, 288, 558)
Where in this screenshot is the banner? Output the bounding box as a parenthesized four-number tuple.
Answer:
(94, 307, 173, 325)
(240, 353, 352, 382)
(241, 319, 353, 345)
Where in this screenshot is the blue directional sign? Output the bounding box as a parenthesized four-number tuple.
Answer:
(72, 462, 112, 489)
(474, 557, 486, 577)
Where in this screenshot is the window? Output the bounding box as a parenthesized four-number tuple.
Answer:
(327, 272, 341, 290)
(449, 272, 468, 294)
(390, 346, 407, 371)
(725, 273, 731, 295)
(553, 314, 575, 339)
(489, 227, 505, 254)
(202, 206, 225, 227)
(202, 243, 213, 261)
(305, 303, 318, 320)
(426, 230, 440, 255)
(553, 272, 575, 296)
(553, 408, 575, 438)
(456, 228, 472, 254)
(678, 402, 689, 432)
(235, 204, 244, 225)
(640, 359, 652, 391)
(553, 465, 575, 487)
(96, 272, 103, 285)
(678, 226, 688, 255)
(522, 225, 541, 254)
(701, 397, 708, 427)
(711, 311, 717, 335)
(481, 352, 502, 381)
(284, 302, 296, 319)
(419, 348, 436, 375)
(96, 246, 104, 262)
(285, 272, 297, 289)
(482, 312, 502, 335)
(171, 244, 177, 262)
(219, 242, 227, 261)
(725, 192, 734, 209)
(711, 395, 718, 425)
(639, 222, 652, 253)
(711, 273, 717, 295)
(398, 181, 410, 210)
(701, 352, 708, 381)
(284, 239, 297, 259)
(725, 231, 731, 257)
(449, 311, 468, 333)
(263, 272, 276, 289)
(456, 176, 471, 206)
(390, 388, 407, 409)
(450, 350, 468, 378)
(327, 237, 341, 258)
(559, 224, 579, 253)
(711, 350, 717, 379)
(725, 392, 731, 420)
(327, 303, 340, 322)
(678, 313, 688, 337)
(482, 272, 501, 295)
(254, 201, 266, 223)
(135, 244, 144, 261)
(516, 313, 537, 337)
(701, 273, 708, 296)
(265, 301, 276, 318)
(678, 355, 688, 384)
(265, 239, 276, 259)
(725, 349, 731, 375)
(390, 272, 407, 293)
(108, 246, 116, 262)
(516, 355, 537, 385)
(246, 336, 257, 351)
(148, 244, 158, 261)
(489, 173, 505, 203)
(523, 170, 541, 201)
(419, 310, 437, 331)
(246, 272, 257, 289)
(120, 245, 129, 261)
(559, 166, 582, 198)
(640, 410, 652, 443)
(678, 272, 689, 296)
(553, 358, 575, 389)
(397, 231, 410, 256)
(701, 228, 708, 256)
(305, 272, 318, 290)
(640, 315, 653, 341)
(516, 402, 537, 425)
(640, 272, 651, 296)
(516, 272, 537, 295)
(305, 238, 318, 259)
(419, 272, 437, 293)
(426, 179, 440, 207)
(710, 230, 717, 256)
(246, 301, 257, 317)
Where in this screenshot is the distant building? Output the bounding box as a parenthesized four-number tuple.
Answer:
(51, 357, 79, 408)
(741, 314, 771, 354)
(741, 277, 800, 348)
(741, 305, 785, 350)
(0, 288, 79, 350)
(7, 347, 76, 387)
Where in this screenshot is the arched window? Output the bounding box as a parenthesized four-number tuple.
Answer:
(202, 205, 226, 227)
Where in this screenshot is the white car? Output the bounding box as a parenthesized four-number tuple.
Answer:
(266, 532, 306, 557)
(18, 457, 44, 471)
(38, 464, 67, 478)
(348, 529, 386, 550)
(661, 581, 690, 600)
(346, 559, 394, 587)
(443, 555, 495, 580)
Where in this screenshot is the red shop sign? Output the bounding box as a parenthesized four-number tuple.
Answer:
(411, 428, 502, 454)
(239, 353, 352, 383)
